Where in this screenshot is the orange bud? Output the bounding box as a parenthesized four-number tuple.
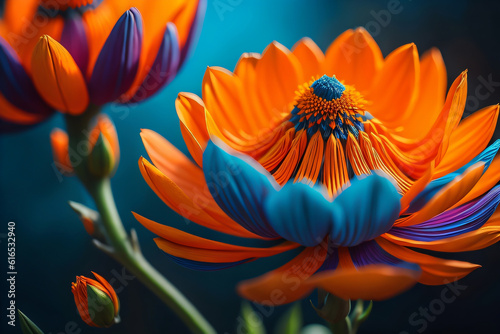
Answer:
(71, 272, 120, 328)
(31, 35, 89, 115)
(50, 128, 73, 175)
(88, 114, 120, 171)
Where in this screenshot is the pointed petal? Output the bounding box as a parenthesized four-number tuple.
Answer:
(255, 42, 302, 117)
(292, 37, 324, 80)
(367, 43, 419, 125)
(398, 162, 485, 226)
(376, 238, 480, 285)
(31, 36, 89, 114)
(434, 105, 499, 178)
(138, 157, 258, 238)
(176, 92, 209, 167)
(89, 8, 143, 105)
(324, 27, 383, 94)
(128, 22, 181, 102)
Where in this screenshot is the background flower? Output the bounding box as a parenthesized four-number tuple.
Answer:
(0, 0, 206, 131)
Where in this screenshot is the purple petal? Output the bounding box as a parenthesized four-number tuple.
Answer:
(89, 7, 143, 105)
(390, 186, 500, 241)
(0, 37, 52, 115)
(60, 13, 89, 74)
(179, 0, 207, 66)
(349, 240, 420, 271)
(129, 22, 181, 103)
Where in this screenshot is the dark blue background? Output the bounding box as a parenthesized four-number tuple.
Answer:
(2, 0, 500, 333)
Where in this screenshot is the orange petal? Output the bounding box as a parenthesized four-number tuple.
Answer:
(400, 165, 433, 213)
(292, 37, 325, 81)
(376, 238, 480, 285)
(255, 42, 302, 118)
(233, 52, 273, 130)
(202, 66, 259, 136)
(398, 48, 447, 139)
(176, 92, 209, 167)
(31, 36, 89, 114)
(307, 264, 419, 301)
(237, 246, 327, 305)
(322, 135, 350, 196)
(0, 93, 45, 125)
(454, 154, 500, 207)
(396, 162, 485, 226)
(367, 43, 419, 126)
(294, 131, 324, 185)
(138, 157, 259, 238)
(50, 128, 73, 173)
(134, 212, 297, 262)
(324, 27, 383, 94)
(154, 237, 298, 263)
(434, 104, 499, 178)
(91, 272, 119, 313)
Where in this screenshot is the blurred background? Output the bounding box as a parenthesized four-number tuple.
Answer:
(1, 0, 500, 333)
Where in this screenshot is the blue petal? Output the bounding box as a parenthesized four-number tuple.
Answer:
(89, 8, 143, 105)
(129, 22, 181, 103)
(202, 140, 280, 238)
(408, 140, 500, 213)
(0, 38, 52, 115)
(264, 174, 401, 247)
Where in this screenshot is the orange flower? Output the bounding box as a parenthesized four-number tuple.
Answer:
(135, 28, 500, 304)
(0, 0, 206, 131)
(71, 272, 120, 327)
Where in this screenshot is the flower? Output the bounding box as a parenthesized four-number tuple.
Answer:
(50, 114, 119, 176)
(0, 0, 206, 132)
(135, 28, 500, 304)
(71, 271, 120, 327)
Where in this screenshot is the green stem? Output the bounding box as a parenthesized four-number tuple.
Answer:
(65, 107, 216, 334)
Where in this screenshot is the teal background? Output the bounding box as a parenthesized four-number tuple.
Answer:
(1, 0, 500, 333)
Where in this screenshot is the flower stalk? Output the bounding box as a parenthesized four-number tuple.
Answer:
(65, 106, 215, 334)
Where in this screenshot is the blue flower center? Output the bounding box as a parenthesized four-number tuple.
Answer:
(290, 75, 366, 140)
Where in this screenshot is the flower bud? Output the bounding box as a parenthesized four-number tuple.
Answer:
(88, 134, 115, 177)
(50, 128, 73, 176)
(71, 272, 119, 328)
(87, 114, 120, 177)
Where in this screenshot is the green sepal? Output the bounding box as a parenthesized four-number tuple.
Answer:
(274, 302, 302, 334)
(240, 302, 266, 334)
(86, 284, 116, 328)
(310, 290, 351, 324)
(88, 134, 115, 178)
(18, 309, 44, 334)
